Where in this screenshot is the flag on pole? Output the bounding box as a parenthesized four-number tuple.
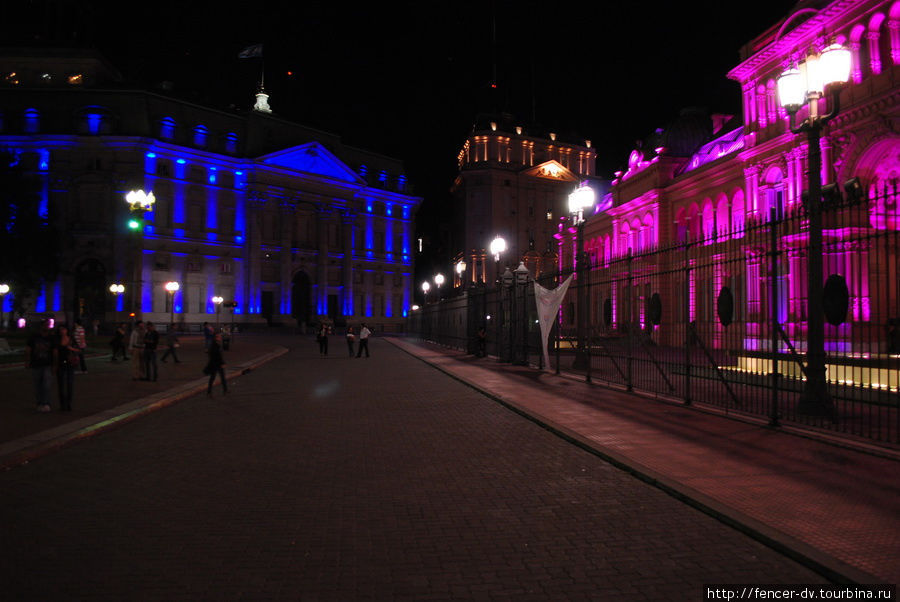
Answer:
(238, 44, 263, 59)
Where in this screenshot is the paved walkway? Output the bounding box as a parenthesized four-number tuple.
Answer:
(0, 333, 290, 466)
(0, 333, 896, 596)
(387, 338, 900, 586)
(1, 337, 828, 600)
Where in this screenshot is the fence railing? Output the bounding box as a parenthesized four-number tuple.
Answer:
(409, 187, 900, 446)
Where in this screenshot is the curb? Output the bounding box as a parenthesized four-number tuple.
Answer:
(0, 346, 290, 471)
(386, 338, 882, 586)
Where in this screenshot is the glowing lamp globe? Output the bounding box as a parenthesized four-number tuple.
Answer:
(489, 236, 506, 261)
(434, 274, 445, 287)
(777, 66, 805, 110)
(819, 43, 851, 88)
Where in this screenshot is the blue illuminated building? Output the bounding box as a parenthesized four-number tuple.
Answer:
(0, 49, 420, 332)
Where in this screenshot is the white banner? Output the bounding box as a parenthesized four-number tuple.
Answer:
(533, 274, 573, 370)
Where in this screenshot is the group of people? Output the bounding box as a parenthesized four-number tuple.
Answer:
(317, 322, 372, 358)
(24, 319, 229, 413)
(24, 319, 88, 413)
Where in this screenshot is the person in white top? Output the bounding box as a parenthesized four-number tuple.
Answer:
(356, 323, 371, 358)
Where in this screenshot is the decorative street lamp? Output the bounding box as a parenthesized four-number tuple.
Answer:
(568, 182, 595, 375)
(455, 260, 466, 288)
(421, 280, 430, 303)
(434, 273, 445, 300)
(777, 41, 851, 416)
(125, 190, 155, 317)
(164, 281, 180, 329)
(109, 283, 125, 320)
(489, 236, 507, 284)
(212, 295, 224, 329)
(0, 283, 9, 332)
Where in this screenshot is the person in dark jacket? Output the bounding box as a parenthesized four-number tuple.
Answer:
(206, 331, 227, 396)
(143, 322, 160, 381)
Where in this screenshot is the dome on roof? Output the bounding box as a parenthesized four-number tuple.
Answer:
(646, 107, 714, 158)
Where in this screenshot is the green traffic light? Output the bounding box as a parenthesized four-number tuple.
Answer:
(128, 219, 141, 230)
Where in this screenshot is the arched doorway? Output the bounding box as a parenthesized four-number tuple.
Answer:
(291, 271, 312, 327)
(74, 258, 105, 324)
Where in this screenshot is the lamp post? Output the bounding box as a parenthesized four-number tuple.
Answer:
(434, 273, 444, 301)
(455, 260, 466, 290)
(489, 236, 506, 285)
(212, 295, 224, 329)
(777, 42, 850, 415)
(514, 261, 530, 365)
(164, 281, 180, 330)
(109, 283, 125, 322)
(568, 182, 595, 374)
(421, 280, 430, 304)
(0, 283, 9, 332)
(125, 190, 155, 317)
(490, 236, 506, 360)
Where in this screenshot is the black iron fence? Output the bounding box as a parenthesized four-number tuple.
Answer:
(409, 186, 900, 446)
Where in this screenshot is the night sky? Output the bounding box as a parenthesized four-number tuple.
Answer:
(6, 0, 795, 256)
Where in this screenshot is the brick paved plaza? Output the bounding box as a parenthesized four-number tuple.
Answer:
(0, 338, 830, 600)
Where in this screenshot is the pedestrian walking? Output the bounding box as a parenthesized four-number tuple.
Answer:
(356, 323, 371, 358)
(73, 318, 88, 373)
(56, 325, 79, 411)
(160, 328, 181, 363)
(129, 321, 146, 381)
(203, 322, 214, 350)
(346, 326, 356, 357)
(144, 322, 159, 381)
(204, 331, 228, 396)
(317, 322, 329, 356)
(109, 323, 127, 361)
(91, 318, 100, 337)
(25, 319, 56, 413)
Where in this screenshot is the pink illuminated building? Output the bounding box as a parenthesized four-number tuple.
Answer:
(565, 0, 900, 363)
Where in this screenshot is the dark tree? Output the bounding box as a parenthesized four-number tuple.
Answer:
(0, 150, 60, 319)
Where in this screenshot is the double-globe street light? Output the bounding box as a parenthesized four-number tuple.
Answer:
(777, 41, 851, 415)
(125, 190, 155, 318)
(109, 283, 125, 322)
(212, 295, 224, 329)
(164, 281, 180, 330)
(568, 183, 595, 376)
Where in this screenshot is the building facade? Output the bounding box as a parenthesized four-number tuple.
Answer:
(450, 112, 602, 287)
(555, 0, 900, 362)
(0, 49, 421, 332)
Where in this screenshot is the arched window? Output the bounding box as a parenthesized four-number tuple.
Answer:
(159, 117, 176, 140)
(889, 2, 900, 65)
(193, 125, 208, 148)
(701, 200, 715, 243)
(763, 167, 786, 221)
(869, 13, 887, 75)
(24, 108, 39, 133)
(851, 24, 867, 84)
(715, 193, 730, 240)
(731, 189, 745, 239)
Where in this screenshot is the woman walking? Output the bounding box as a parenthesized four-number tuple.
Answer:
(205, 331, 228, 397)
(317, 323, 329, 356)
(346, 326, 356, 357)
(56, 325, 79, 411)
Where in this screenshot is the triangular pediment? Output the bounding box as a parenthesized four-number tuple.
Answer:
(521, 160, 579, 182)
(259, 142, 364, 184)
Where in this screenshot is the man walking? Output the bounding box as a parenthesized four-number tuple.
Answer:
(160, 328, 181, 363)
(25, 319, 56, 412)
(73, 318, 88, 373)
(356, 323, 371, 358)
